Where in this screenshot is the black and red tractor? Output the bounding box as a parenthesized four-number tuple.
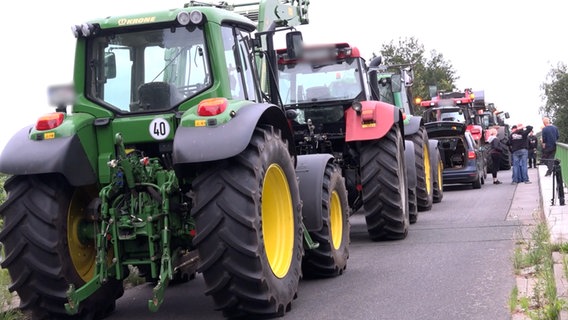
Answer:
(276, 42, 410, 240)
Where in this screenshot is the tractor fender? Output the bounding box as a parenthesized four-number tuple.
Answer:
(345, 101, 402, 142)
(0, 126, 97, 186)
(295, 153, 334, 232)
(404, 140, 417, 189)
(404, 115, 423, 137)
(173, 103, 293, 164)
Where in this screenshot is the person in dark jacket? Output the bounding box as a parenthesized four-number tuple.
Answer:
(527, 130, 538, 168)
(541, 117, 560, 176)
(509, 123, 533, 184)
(487, 128, 507, 184)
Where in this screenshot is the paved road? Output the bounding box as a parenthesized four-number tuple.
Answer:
(108, 176, 522, 320)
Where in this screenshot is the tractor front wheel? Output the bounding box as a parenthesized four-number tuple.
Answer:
(302, 163, 350, 278)
(433, 156, 444, 203)
(409, 126, 433, 212)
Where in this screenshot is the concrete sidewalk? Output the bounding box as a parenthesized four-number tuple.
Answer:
(507, 162, 568, 242)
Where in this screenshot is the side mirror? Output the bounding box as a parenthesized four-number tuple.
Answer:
(504, 112, 510, 119)
(428, 85, 438, 98)
(285, 31, 303, 59)
(104, 52, 116, 79)
(369, 56, 382, 68)
(402, 67, 414, 87)
(368, 70, 379, 100)
(48, 84, 75, 112)
(285, 109, 298, 120)
(391, 74, 402, 93)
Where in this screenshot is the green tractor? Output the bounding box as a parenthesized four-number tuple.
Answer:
(0, 1, 350, 319)
(368, 61, 444, 207)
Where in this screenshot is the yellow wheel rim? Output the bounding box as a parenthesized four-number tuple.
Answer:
(330, 190, 343, 249)
(262, 164, 294, 278)
(423, 143, 432, 195)
(438, 161, 444, 188)
(67, 190, 97, 282)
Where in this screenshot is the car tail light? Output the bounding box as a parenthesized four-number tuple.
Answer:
(468, 150, 476, 159)
(197, 98, 228, 116)
(36, 112, 65, 130)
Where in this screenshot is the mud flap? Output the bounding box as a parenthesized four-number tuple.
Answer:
(296, 154, 334, 232)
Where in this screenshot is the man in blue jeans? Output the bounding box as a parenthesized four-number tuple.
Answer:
(509, 123, 533, 184)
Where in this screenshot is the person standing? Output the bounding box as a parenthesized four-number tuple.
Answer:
(527, 130, 538, 169)
(541, 117, 560, 176)
(487, 128, 507, 184)
(509, 123, 533, 184)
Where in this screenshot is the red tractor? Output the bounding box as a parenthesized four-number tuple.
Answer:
(276, 42, 411, 240)
(419, 88, 485, 146)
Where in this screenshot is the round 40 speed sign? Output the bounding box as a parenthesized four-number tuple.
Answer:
(149, 118, 171, 140)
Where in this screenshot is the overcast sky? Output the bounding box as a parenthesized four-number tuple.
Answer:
(0, 0, 565, 152)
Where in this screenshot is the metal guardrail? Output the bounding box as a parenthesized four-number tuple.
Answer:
(556, 143, 568, 185)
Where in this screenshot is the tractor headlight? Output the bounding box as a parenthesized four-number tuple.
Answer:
(189, 11, 204, 25)
(177, 11, 191, 25)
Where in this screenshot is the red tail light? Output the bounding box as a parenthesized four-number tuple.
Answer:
(197, 98, 228, 116)
(468, 151, 476, 159)
(35, 112, 64, 130)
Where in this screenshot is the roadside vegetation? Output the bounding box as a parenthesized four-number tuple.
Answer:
(511, 220, 566, 319)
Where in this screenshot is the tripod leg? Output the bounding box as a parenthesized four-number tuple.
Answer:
(554, 159, 565, 206)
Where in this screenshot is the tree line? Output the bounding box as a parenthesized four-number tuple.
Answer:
(540, 62, 568, 143)
(376, 37, 565, 142)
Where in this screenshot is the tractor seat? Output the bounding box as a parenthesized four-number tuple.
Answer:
(137, 82, 183, 110)
(306, 86, 331, 101)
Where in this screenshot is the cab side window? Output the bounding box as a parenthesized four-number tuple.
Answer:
(221, 26, 258, 101)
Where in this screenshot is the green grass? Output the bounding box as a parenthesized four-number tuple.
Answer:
(1, 251, 25, 320)
(511, 222, 566, 320)
(509, 285, 519, 312)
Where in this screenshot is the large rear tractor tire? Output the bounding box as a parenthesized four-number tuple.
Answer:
(360, 124, 409, 241)
(191, 125, 303, 318)
(0, 175, 122, 320)
(302, 163, 350, 278)
(409, 126, 433, 212)
(501, 148, 512, 170)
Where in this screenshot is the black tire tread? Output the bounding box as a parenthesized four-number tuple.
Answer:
(0, 175, 121, 320)
(302, 163, 350, 278)
(409, 127, 433, 212)
(432, 156, 444, 203)
(360, 125, 409, 241)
